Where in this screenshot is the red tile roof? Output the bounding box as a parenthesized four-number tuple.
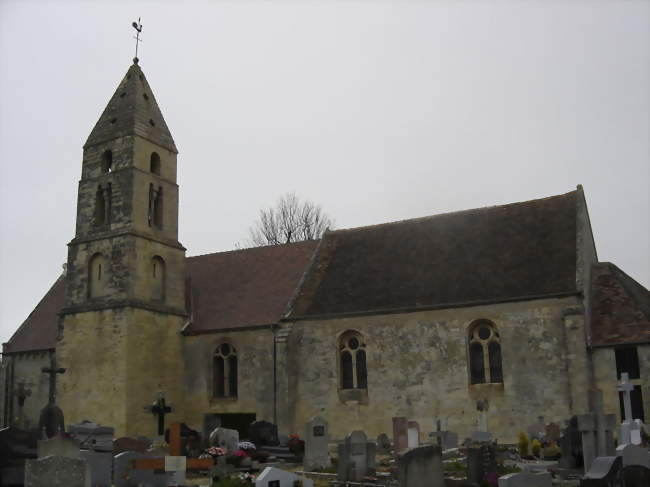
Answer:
(590, 263, 650, 347)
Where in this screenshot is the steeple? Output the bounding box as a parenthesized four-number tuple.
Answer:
(85, 62, 177, 153)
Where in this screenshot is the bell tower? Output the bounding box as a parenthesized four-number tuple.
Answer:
(57, 60, 187, 436)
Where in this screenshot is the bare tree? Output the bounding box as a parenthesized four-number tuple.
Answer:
(248, 193, 334, 246)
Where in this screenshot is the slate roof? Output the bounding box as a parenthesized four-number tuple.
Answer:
(590, 263, 650, 347)
(286, 191, 580, 318)
(84, 62, 177, 153)
(184, 241, 318, 333)
(2, 276, 65, 354)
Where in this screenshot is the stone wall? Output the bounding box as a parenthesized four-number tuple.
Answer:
(281, 296, 590, 443)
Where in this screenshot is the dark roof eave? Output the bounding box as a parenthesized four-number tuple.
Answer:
(284, 290, 581, 322)
(182, 323, 277, 336)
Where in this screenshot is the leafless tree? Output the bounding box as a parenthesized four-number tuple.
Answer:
(248, 193, 334, 246)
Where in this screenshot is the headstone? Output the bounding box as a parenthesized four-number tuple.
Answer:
(407, 421, 420, 448)
(113, 451, 160, 487)
(470, 431, 493, 443)
(208, 427, 239, 453)
(24, 455, 91, 487)
(254, 466, 314, 487)
(68, 420, 114, 452)
(467, 443, 497, 485)
(559, 416, 582, 469)
(210, 454, 234, 482)
(615, 443, 650, 468)
(113, 436, 152, 455)
(397, 445, 444, 487)
(37, 435, 80, 459)
(278, 434, 289, 447)
(444, 431, 459, 449)
(617, 373, 635, 446)
(304, 416, 331, 471)
(392, 417, 409, 451)
(165, 456, 186, 486)
(337, 430, 375, 482)
(376, 433, 391, 454)
(578, 412, 616, 472)
(249, 420, 279, 447)
(498, 471, 552, 487)
(80, 450, 112, 487)
(545, 422, 561, 444)
(37, 404, 65, 439)
(580, 455, 622, 486)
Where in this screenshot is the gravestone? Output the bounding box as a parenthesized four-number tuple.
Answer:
(617, 373, 640, 446)
(545, 422, 561, 444)
(249, 420, 279, 447)
(444, 431, 459, 449)
(24, 455, 91, 487)
(164, 455, 186, 486)
(397, 445, 444, 487)
(37, 435, 80, 458)
(376, 433, 391, 454)
(580, 455, 622, 486)
(209, 427, 240, 453)
(392, 417, 409, 451)
(254, 466, 314, 487)
(407, 421, 420, 448)
(68, 420, 114, 452)
(498, 471, 552, 487)
(278, 434, 289, 447)
(470, 431, 493, 443)
(210, 455, 234, 482)
(467, 443, 497, 485)
(80, 449, 112, 487)
(337, 430, 376, 482)
(615, 443, 650, 468)
(577, 411, 616, 472)
(113, 436, 152, 455)
(559, 416, 582, 469)
(113, 450, 162, 487)
(304, 416, 331, 471)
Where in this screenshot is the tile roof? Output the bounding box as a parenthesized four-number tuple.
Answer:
(84, 62, 177, 152)
(286, 191, 579, 318)
(184, 240, 319, 333)
(3, 276, 65, 354)
(590, 263, 650, 347)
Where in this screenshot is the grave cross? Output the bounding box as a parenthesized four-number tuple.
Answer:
(147, 394, 172, 436)
(41, 355, 66, 405)
(617, 372, 634, 423)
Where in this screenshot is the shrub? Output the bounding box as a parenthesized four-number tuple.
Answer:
(531, 439, 541, 457)
(517, 431, 529, 457)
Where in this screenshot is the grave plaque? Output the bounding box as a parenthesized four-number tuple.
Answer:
(313, 425, 324, 437)
(269, 481, 280, 487)
(304, 416, 331, 471)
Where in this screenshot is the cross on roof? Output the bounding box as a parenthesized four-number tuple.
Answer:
(617, 372, 635, 422)
(132, 18, 143, 63)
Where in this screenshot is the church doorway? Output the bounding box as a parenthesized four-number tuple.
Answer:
(203, 413, 257, 441)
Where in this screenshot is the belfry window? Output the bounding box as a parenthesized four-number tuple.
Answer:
(150, 152, 161, 175)
(469, 320, 503, 384)
(151, 256, 165, 302)
(339, 331, 367, 390)
(95, 183, 111, 226)
(148, 184, 163, 228)
(101, 150, 113, 173)
(88, 253, 107, 298)
(214, 343, 238, 398)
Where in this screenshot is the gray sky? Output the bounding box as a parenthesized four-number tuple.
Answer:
(1, 0, 648, 346)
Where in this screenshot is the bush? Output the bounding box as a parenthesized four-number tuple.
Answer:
(531, 439, 541, 457)
(517, 431, 529, 457)
(542, 442, 561, 458)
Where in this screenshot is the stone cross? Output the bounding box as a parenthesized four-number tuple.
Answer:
(146, 394, 172, 436)
(41, 355, 66, 405)
(618, 373, 634, 423)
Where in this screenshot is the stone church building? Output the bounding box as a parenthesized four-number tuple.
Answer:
(2, 61, 649, 443)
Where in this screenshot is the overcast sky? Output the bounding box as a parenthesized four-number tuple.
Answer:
(0, 0, 648, 346)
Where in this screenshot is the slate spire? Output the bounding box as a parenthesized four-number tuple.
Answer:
(85, 61, 177, 153)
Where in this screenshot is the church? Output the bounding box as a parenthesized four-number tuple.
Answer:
(1, 60, 649, 444)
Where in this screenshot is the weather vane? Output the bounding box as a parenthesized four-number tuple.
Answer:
(132, 18, 143, 64)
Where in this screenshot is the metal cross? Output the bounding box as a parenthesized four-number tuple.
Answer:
(41, 355, 66, 405)
(146, 393, 172, 436)
(617, 372, 635, 422)
(132, 18, 143, 62)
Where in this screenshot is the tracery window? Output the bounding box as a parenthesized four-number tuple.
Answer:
(151, 256, 165, 302)
(468, 320, 503, 384)
(88, 253, 107, 298)
(339, 331, 367, 390)
(214, 343, 238, 398)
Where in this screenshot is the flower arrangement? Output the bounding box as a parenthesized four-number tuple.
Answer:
(237, 441, 257, 451)
(206, 446, 226, 457)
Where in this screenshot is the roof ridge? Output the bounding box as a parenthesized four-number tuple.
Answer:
(330, 189, 577, 235)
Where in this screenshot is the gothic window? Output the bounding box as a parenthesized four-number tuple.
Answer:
(148, 184, 163, 228)
(101, 150, 113, 173)
(88, 253, 107, 298)
(339, 331, 367, 390)
(95, 184, 111, 226)
(615, 347, 640, 380)
(151, 256, 165, 302)
(213, 343, 237, 398)
(150, 152, 161, 175)
(468, 320, 503, 385)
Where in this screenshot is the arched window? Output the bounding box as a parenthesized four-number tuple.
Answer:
(101, 150, 113, 173)
(88, 253, 107, 298)
(468, 320, 503, 384)
(148, 184, 163, 228)
(339, 331, 367, 390)
(95, 183, 111, 226)
(213, 343, 237, 398)
(150, 152, 161, 175)
(151, 256, 165, 301)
